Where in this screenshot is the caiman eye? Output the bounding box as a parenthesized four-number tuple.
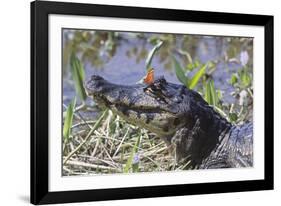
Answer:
(144, 84, 158, 94)
(144, 84, 163, 98)
(143, 76, 167, 95)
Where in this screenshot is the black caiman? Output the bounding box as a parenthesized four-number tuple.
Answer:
(85, 75, 253, 169)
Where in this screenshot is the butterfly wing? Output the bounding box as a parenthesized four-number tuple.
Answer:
(144, 68, 154, 84)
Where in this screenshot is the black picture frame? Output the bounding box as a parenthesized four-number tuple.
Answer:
(31, 0, 274, 204)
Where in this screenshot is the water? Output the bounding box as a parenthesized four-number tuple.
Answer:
(63, 35, 248, 106)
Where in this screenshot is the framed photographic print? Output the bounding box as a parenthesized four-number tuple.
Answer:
(31, 0, 274, 204)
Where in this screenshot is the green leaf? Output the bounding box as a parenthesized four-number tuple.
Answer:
(241, 70, 251, 87)
(70, 53, 87, 101)
(210, 81, 218, 106)
(63, 98, 76, 142)
(187, 63, 194, 71)
(124, 133, 141, 173)
(204, 81, 210, 104)
(217, 90, 222, 100)
(194, 60, 200, 68)
(205, 80, 218, 107)
(189, 63, 207, 89)
(230, 73, 238, 85)
(145, 41, 163, 71)
(172, 56, 188, 87)
(229, 113, 238, 123)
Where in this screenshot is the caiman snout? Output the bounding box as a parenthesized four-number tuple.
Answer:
(85, 75, 138, 105)
(85, 75, 107, 95)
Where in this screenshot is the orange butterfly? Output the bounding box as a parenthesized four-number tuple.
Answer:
(143, 68, 154, 84)
(136, 68, 155, 85)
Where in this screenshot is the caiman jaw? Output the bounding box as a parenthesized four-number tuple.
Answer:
(85, 75, 184, 136)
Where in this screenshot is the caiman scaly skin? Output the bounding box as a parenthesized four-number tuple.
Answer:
(85, 75, 253, 169)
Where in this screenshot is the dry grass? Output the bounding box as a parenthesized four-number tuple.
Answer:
(62, 109, 190, 176)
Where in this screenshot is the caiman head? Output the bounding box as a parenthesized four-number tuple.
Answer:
(85, 75, 189, 137)
(85, 75, 231, 165)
